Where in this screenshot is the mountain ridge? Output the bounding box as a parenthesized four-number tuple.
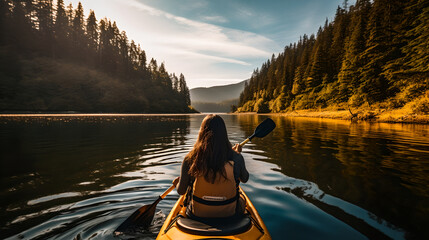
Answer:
(190, 80, 248, 112)
(190, 80, 248, 103)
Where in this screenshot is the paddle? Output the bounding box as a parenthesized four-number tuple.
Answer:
(114, 184, 175, 234)
(240, 118, 276, 146)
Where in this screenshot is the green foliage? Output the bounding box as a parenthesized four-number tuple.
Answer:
(389, 0, 429, 78)
(253, 98, 270, 113)
(238, 100, 255, 112)
(238, 0, 427, 113)
(270, 93, 287, 113)
(0, 0, 191, 113)
(410, 94, 429, 114)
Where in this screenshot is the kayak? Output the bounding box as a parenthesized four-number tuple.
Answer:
(156, 186, 271, 240)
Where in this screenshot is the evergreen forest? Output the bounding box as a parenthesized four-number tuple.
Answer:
(0, 0, 193, 113)
(237, 0, 428, 116)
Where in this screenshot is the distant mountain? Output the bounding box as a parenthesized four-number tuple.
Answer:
(190, 80, 248, 112)
(190, 80, 248, 103)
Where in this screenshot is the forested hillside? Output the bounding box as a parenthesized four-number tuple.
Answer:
(238, 0, 428, 115)
(0, 0, 193, 113)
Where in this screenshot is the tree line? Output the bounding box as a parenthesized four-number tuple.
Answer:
(238, 0, 428, 113)
(0, 0, 193, 113)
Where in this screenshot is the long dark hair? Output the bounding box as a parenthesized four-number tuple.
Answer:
(185, 114, 233, 183)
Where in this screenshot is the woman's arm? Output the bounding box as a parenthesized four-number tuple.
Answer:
(173, 160, 191, 195)
(232, 144, 249, 183)
(235, 153, 249, 183)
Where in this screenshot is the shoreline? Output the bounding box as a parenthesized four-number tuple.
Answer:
(235, 109, 429, 124)
(279, 109, 428, 124)
(1, 110, 428, 124)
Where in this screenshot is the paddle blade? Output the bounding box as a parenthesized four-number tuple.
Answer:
(114, 198, 160, 234)
(114, 185, 175, 235)
(251, 118, 276, 139)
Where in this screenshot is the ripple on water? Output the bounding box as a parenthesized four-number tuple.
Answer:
(2, 114, 425, 239)
(7, 179, 175, 240)
(241, 155, 406, 240)
(27, 192, 82, 205)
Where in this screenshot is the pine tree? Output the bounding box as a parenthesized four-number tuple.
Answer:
(171, 73, 179, 92)
(65, 3, 73, 25)
(179, 73, 190, 106)
(71, 2, 85, 60)
(338, 0, 370, 102)
(400, 0, 429, 75)
(98, 18, 107, 68)
(159, 62, 172, 89)
(330, 6, 350, 76)
(10, 0, 34, 54)
(36, 0, 54, 55)
(359, 0, 407, 104)
(378, 0, 409, 92)
(86, 10, 98, 52)
(307, 45, 325, 90)
(53, 0, 69, 58)
(149, 58, 157, 73)
(359, 0, 389, 104)
(292, 66, 305, 95)
(118, 31, 129, 75)
(138, 47, 147, 72)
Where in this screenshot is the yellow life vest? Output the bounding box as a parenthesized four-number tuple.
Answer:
(190, 161, 238, 218)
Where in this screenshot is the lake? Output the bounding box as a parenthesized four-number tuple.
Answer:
(1, 114, 428, 239)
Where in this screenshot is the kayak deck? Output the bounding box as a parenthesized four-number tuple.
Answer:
(156, 186, 271, 240)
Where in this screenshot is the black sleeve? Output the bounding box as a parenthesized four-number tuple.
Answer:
(176, 160, 191, 195)
(233, 152, 249, 183)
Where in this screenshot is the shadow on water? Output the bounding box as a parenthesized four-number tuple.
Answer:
(0, 114, 190, 239)
(235, 114, 429, 239)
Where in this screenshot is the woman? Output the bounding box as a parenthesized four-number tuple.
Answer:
(173, 114, 249, 218)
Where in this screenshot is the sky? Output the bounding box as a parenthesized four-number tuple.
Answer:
(66, 0, 354, 89)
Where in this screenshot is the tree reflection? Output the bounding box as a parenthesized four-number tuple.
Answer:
(236, 115, 429, 238)
(0, 114, 190, 237)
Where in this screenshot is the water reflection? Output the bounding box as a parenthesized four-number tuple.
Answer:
(0, 114, 428, 239)
(0, 114, 190, 239)
(236, 115, 429, 239)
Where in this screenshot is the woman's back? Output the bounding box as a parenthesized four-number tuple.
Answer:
(191, 161, 237, 218)
(173, 114, 249, 218)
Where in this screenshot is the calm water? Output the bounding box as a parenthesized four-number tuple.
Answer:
(1, 114, 428, 239)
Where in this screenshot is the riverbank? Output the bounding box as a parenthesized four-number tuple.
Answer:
(278, 108, 429, 123)
(235, 108, 429, 124)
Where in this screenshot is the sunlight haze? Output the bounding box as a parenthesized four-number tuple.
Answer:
(66, 0, 354, 88)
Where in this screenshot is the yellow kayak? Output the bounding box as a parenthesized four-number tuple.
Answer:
(156, 186, 271, 240)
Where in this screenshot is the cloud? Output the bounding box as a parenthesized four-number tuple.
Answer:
(65, 0, 348, 88)
(124, 0, 274, 61)
(165, 48, 251, 66)
(91, 0, 279, 88)
(202, 15, 228, 24)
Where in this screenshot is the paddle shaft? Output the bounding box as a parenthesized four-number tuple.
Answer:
(160, 184, 175, 199)
(240, 138, 251, 147)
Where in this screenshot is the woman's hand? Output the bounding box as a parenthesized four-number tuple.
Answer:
(172, 177, 180, 187)
(232, 143, 242, 153)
